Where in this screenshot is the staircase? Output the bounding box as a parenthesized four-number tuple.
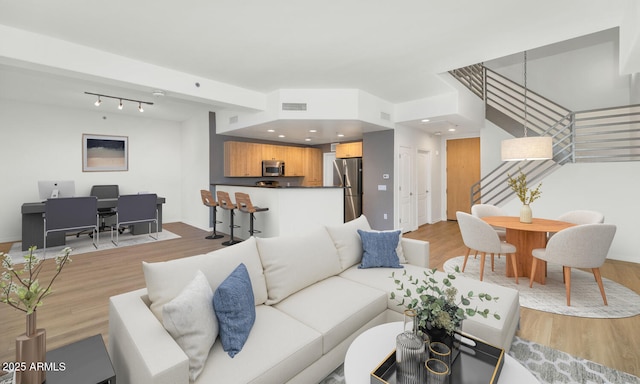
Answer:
(449, 64, 640, 206)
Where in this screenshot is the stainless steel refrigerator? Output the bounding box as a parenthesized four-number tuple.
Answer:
(333, 157, 362, 222)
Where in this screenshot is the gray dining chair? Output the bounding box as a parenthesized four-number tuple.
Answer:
(44, 196, 99, 254)
(471, 203, 508, 259)
(530, 223, 616, 306)
(111, 193, 158, 246)
(456, 211, 519, 283)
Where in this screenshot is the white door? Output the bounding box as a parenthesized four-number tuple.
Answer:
(399, 146, 414, 232)
(323, 152, 336, 186)
(417, 150, 431, 225)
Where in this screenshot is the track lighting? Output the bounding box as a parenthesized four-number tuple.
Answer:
(85, 92, 154, 112)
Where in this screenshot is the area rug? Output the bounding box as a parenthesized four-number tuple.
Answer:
(443, 256, 640, 318)
(7, 229, 181, 263)
(319, 336, 640, 384)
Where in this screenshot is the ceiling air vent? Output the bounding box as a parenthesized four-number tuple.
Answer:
(282, 102, 307, 111)
(229, 115, 238, 124)
(380, 111, 391, 121)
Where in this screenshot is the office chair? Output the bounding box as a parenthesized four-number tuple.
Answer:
(77, 185, 119, 238)
(45, 196, 99, 255)
(111, 193, 158, 246)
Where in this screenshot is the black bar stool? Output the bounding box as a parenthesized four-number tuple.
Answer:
(200, 189, 223, 240)
(234, 192, 269, 237)
(216, 190, 241, 246)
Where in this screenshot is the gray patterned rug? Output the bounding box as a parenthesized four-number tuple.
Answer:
(444, 256, 640, 318)
(319, 336, 640, 384)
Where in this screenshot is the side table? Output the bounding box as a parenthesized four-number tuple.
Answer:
(344, 322, 538, 384)
(45, 334, 115, 384)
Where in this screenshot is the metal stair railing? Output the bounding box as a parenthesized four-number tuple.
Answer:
(450, 64, 640, 206)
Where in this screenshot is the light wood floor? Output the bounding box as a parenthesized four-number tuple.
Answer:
(1, 221, 638, 377)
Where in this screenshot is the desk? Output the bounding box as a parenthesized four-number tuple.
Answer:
(344, 322, 538, 384)
(482, 216, 574, 284)
(21, 197, 165, 251)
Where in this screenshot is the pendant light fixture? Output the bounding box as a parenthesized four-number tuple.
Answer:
(501, 51, 553, 161)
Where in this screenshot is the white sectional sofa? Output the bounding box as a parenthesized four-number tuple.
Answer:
(108, 216, 520, 384)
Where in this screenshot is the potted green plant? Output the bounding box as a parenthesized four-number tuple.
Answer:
(1, 246, 72, 384)
(390, 267, 500, 349)
(506, 169, 542, 223)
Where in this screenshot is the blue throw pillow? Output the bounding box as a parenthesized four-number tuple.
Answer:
(213, 263, 256, 358)
(357, 229, 403, 269)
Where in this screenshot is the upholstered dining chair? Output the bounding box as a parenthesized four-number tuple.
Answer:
(471, 203, 507, 259)
(456, 211, 519, 283)
(558, 210, 605, 224)
(529, 223, 616, 306)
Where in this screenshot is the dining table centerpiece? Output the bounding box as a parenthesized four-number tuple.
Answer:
(1, 246, 72, 384)
(507, 169, 542, 223)
(390, 267, 501, 355)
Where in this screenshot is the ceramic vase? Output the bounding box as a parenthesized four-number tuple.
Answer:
(15, 311, 46, 384)
(520, 204, 532, 223)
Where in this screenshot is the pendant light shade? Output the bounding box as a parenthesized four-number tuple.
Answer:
(501, 136, 553, 161)
(500, 51, 553, 162)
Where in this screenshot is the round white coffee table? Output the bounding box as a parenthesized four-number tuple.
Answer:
(344, 322, 539, 384)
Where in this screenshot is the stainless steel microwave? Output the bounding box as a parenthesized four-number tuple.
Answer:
(262, 160, 285, 176)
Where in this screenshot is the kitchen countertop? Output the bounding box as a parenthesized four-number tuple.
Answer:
(214, 184, 343, 189)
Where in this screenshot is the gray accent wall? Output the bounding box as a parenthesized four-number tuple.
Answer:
(362, 130, 395, 230)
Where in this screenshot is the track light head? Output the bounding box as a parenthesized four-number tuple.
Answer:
(118, 99, 123, 110)
(138, 102, 144, 112)
(94, 96, 102, 107)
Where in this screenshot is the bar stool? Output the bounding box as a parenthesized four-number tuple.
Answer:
(216, 190, 241, 246)
(234, 192, 269, 237)
(200, 189, 223, 240)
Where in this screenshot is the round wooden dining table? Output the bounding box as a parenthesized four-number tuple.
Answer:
(482, 216, 575, 284)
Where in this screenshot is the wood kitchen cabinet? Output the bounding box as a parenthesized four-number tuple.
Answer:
(262, 144, 286, 161)
(284, 146, 305, 176)
(335, 142, 362, 158)
(302, 147, 323, 186)
(224, 141, 263, 177)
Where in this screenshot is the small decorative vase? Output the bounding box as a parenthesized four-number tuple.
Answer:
(15, 311, 47, 384)
(396, 310, 427, 384)
(520, 204, 532, 223)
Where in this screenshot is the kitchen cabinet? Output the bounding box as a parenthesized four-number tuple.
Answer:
(284, 146, 305, 176)
(335, 142, 362, 158)
(302, 147, 323, 186)
(262, 144, 286, 161)
(224, 141, 263, 177)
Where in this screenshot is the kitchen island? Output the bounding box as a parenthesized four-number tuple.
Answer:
(212, 184, 343, 240)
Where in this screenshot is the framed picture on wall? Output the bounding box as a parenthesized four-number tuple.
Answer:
(82, 134, 128, 172)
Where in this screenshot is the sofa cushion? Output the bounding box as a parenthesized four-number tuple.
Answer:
(340, 265, 520, 350)
(213, 263, 256, 358)
(274, 276, 387, 354)
(256, 227, 342, 305)
(162, 270, 217, 382)
(143, 236, 267, 321)
(325, 214, 371, 270)
(357, 229, 403, 269)
(196, 305, 323, 384)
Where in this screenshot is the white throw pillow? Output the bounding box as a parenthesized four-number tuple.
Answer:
(325, 215, 372, 270)
(162, 270, 217, 382)
(256, 227, 342, 305)
(144, 236, 267, 322)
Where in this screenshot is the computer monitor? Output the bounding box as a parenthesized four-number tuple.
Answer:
(38, 180, 76, 200)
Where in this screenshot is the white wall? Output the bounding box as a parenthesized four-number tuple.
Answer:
(0, 98, 207, 243)
(180, 112, 211, 231)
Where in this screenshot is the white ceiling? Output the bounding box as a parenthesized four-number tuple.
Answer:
(0, 0, 633, 143)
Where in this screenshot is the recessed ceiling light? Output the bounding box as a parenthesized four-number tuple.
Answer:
(448, 128, 456, 132)
(278, 134, 285, 138)
(309, 129, 317, 133)
(421, 119, 430, 123)
(434, 131, 442, 136)
(267, 129, 275, 133)
(337, 133, 345, 137)
(305, 138, 311, 141)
